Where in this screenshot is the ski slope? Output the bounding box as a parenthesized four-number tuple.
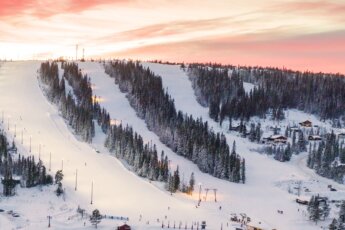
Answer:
(0, 61, 218, 229)
(0, 61, 344, 229)
(141, 62, 345, 228)
(79, 61, 343, 230)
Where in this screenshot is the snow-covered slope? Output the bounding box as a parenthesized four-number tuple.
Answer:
(0, 61, 218, 229)
(141, 62, 345, 229)
(1, 61, 344, 229)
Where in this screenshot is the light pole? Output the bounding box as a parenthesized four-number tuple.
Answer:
(47, 215, 52, 227)
(75, 169, 78, 191)
(49, 152, 51, 172)
(90, 181, 93, 205)
(198, 183, 202, 202)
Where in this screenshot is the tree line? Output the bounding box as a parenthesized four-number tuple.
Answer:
(307, 131, 345, 183)
(188, 64, 345, 122)
(329, 201, 345, 229)
(40, 61, 95, 142)
(39, 61, 193, 194)
(105, 61, 245, 183)
(0, 131, 52, 196)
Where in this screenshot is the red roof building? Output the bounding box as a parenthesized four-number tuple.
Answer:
(118, 224, 131, 230)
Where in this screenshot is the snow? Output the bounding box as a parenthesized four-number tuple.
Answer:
(270, 135, 286, 139)
(141, 62, 345, 229)
(243, 82, 255, 93)
(0, 61, 211, 229)
(0, 61, 345, 229)
(57, 62, 78, 102)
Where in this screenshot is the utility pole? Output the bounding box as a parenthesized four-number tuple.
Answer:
(47, 215, 52, 227)
(49, 152, 51, 172)
(198, 183, 202, 202)
(75, 169, 78, 191)
(76, 44, 78, 61)
(90, 181, 93, 205)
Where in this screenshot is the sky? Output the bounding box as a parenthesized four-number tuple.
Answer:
(0, 0, 345, 73)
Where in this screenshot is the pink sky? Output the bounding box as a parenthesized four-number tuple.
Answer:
(0, 0, 344, 73)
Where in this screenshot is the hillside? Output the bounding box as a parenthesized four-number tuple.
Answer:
(0, 61, 344, 229)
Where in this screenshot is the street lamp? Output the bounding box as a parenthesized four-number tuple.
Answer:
(29, 136, 32, 153)
(198, 183, 202, 202)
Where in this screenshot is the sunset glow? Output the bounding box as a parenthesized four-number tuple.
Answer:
(1, 0, 345, 73)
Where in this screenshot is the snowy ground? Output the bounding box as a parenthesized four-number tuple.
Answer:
(0, 61, 344, 229)
(140, 62, 345, 228)
(0, 61, 213, 229)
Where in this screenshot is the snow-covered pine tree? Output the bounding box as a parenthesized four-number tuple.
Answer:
(89, 209, 102, 228)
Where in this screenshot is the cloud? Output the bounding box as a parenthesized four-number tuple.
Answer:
(106, 30, 345, 74)
(0, 0, 129, 18)
(95, 16, 249, 44)
(273, 0, 345, 20)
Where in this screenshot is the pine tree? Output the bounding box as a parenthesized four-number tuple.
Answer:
(255, 123, 262, 142)
(249, 123, 256, 142)
(55, 170, 63, 184)
(188, 172, 195, 195)
(173, 167, 180, 192)
(338, 201, 345, 224)
(321, 199, 330, 220)
(241, 159, 246, 184)
(307, 195, 321, 223)
(298, 131, 307, 153)
(56, 182, 64, 196)
(329, 218, 338, 230)
(90, 209, 102, 228)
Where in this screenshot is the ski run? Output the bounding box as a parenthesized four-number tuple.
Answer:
(0, 60, 344, 229)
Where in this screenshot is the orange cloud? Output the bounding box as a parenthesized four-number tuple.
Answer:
(0, 0, 129, 18)
(108, 30, 345, 74)
(95, 16, 237, 43)
(274, 0, 345, 20)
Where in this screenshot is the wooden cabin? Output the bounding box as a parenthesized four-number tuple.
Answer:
(296, 198, 308, 205)
(246, 222, 265, 230)
(299, 120, 312, 127)
(308, 135, 322, 141)
(117, 224, 131, 230)
(262, 135, 288, 144)
(268, 135, 287, 144)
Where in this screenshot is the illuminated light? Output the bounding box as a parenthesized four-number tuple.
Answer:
(92, 95, 104, 103)
(110, 119, 121, 126)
